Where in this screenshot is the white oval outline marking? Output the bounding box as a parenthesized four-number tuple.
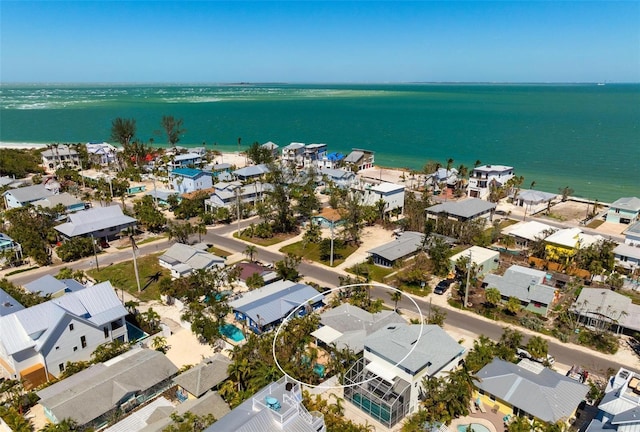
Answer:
(271, 282, 424, 390)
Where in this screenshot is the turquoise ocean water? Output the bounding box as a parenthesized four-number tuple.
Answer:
(1, 83, 638, 202)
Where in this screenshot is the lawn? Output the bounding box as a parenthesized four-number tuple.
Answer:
(234, 232, 297, 246)
(346, 262, 394, 282)
(87, 253, 169, 302)
(281, 240, 358, 267)
(207, 246, 233, 257)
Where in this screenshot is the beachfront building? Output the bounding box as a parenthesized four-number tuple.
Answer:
(261, 141, 280, 159)
(229, 280, 324, 334)
(343, 323, 465, 428)
(86, 142, 118, 166)
(319, 167, 356, 188)
(232, 163, 270, 181)
(353, 181, 405, 215)
(318, 151, 345, 169)
(502, 220, 556, 249)
(482, 265, 557, 316)
(204, 181, 272, 211)
(281, 142, 306, 167)
(623, 221, 640, 246)
(170, 167, 213, 194)
(544, 228, 603, 263)
(367, 231, 424, 267)
(37, 348, 178, 429)
(450, 246, 500, 277)
(311, 304, 406, 354)
(204, 375, 326, 432)
(344, 149, 375, 172)
(424, 167, 459, 196)
(0, 282, 127, 387)
(468, 164, 514, 200)
(607, 197, 640, 225)
(203, 162, 233, 179)
(32, 192, 85, 213)
(475, 358, 588, 426)
(614, 243, 640, 273)
(158, 243, 225, 279)
(586, 368, 640, 432)
(171, 152, 203, 168)
(2, 184, 55, 209)
(302, 143, 327, 167)
(41, 144, 80, 170)
(512, 189, 558, 217)
(570, 288, 640, 335)
(23, 274, 84, 298)
(54, 205, 137, 241)
(426, 198, 496, 224)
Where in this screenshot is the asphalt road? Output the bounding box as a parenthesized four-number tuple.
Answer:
(8, 219, 635, 375)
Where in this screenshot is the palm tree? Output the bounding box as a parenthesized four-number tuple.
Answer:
(161, 115, 186, 148)
(151, 336, 168, 353)
(485, 287, 502, 307)
(196, 220, 207, 243)
(40, 418, 80, 431)
(389, 290, 402, 312)
(244, 245, 258, 262)
(526, 335, 548, 360)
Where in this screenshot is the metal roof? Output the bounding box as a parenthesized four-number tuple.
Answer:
(159, 243, 224, 272)
(54, 205, 136, 237)
(367, 231, 423, 262)
(515, 189, 558, 204)
(611, 197, 640, 212)
(504, 221, 555, 241)
(31, 192, 83, 209)
(426, 198, 496, 219)
(370, 182, 404, 194)
(0, 288, 24, 316)
(3, 184, 54, 203)
(344, 150, 364, 163)
(476, 358, 588, 423)
(232, 164, 270, 178)
(41, 145, 78, 157)
(319, 168, 354, 180)
(365, 324, 464, 375)
(482, 265, 555, 305)
(174, 152, 202, 162)
(23, 274, 67, 296)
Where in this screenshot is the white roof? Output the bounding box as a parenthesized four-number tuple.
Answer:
(615, 243, 640, 261)
(370, 182, 405, 194)
(311, 326, 343, 345)
(504, 221, 555, 241)
(473, 164, 513, 173)
(55, 205, 136, 237)
(545, 228, 602, 249)
(450, 246, 499, 266)
(366, 360, 398, 383)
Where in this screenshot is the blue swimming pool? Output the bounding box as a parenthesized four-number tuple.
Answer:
(313, 364, 325, 377)
(220, 323, 245, 342)
(457, 424, 491, 432)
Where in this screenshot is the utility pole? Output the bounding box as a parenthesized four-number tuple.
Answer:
(464, 250, 472, 308)
(90, 234, 100, 272)
(329, 220, 335, 267)
(236, 188, 241, 236)
(130, 235, 141, 293)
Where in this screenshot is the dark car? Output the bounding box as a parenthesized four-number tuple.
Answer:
(434, 278, 455, 295)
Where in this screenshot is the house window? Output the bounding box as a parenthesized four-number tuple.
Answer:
(81, 336, 87, 348)
(73, 346, 78, 351)
(104, 327, 109, 338)
(59, 363, 65, 373)
(489, 394, 496, 402)
(615, 209, 620, 214)
(69, 323, 74, 331)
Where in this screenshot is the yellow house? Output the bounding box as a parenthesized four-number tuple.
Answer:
(544, 228, 602, 263)
(474, 358, 588, 425)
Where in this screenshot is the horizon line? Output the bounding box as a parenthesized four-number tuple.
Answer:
(1, 81, 638, 86)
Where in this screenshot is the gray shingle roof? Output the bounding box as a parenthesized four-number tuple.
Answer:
(233, 164, 270, 178)
(159, 243, 224, 272)
(515, 189, 558, 204)
(426, 198, 496, 219)
(367, 231, 423, 262)
(476, 358, 588, 423)
(37, 348, 178, 426)
(365, 324, 464, 375)
(3, 184, 54, 203)
(611, 197, 640, 212)
(173, 355, 231, 397)
(344, 150, 364, 163)
(54, 205, 136, 237)
(482, 265, 555, 305)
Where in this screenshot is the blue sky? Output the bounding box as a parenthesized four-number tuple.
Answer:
(1, 1, 639, 83)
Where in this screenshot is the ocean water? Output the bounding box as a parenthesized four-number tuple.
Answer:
(1, 83, 638, 202)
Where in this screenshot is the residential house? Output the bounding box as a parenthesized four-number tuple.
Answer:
(302, 143, 327, 167)
(367, 231, 424, 267)
(513, 189, 557, 216)
(170, 168, 213, 194)
(261, 141, 280, 159)
(475, 358, 588, 425)
(86, 142, 118, 166)
(0, 233, 22, 260)
(203, 163, 233, 179)
(41, 145, 80, 170)
(544, 228, 603, 262)
(468, 164, 515, 199)
(311, 304, 407, 353)
(204, 181, 272, 211)
(319, 167, 355, 189)
(450, 246, 500, 276)
(354, 181, 406, 214)
(23, 274, 84, 298)
(54, 205, 137, 241)
(318, 152, 345, 169)
(3, 184, 55, 209)
(281, 142, 306, 166)
(232, 164, 270, 181)
(159, 243, 225, 279)
(204, 375, 326, 432)
(172, 152, 203, 168)
(624, 221, 640, 246)
(229, 280, 324, 334)
(343, 149, 375, 172)
(235, 262, 280, 287)
(426, 198, 496, 224)
(502, 221, 556, 249)
(425, 167, 459, 196)
(607, 197, 640, 224)
(0, 288, 25, 317)
(586, 368, 640, 431)
(614, 243, 640, 272)
(570, 288, 640, 334)
(32, 192, 85, 213)
(145, 189, 179, 207)
(482, 265, 557, 316)
(311, 207, 343, 228)
(37, 348, 178, 429)
(0, 175, 25, 189)
(0, 282, 128, 387)
(343, 323, 465, 428)
(174, 355, 230, 400)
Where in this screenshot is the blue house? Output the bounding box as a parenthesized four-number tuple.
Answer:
(170, 168, 213, 194)
(228, 280, 324, 334)
(607, 197, 640, 225)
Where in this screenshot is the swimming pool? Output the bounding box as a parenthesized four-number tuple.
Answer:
(313, 364, 325, 377)
(457, 424, 491, 432)
(220, 323, 245, 342)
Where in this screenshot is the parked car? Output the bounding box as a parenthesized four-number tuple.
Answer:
(517, 347, 555, 365)
(434, 278, 455, 295)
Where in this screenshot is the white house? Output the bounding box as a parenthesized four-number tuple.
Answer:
(319, 167, 356, 189)
(3, 184, 55, 209)
(41, 145, 80, 170)
(468, 164, 515, 199)
(170, 168, 213, 194)
(502, 220, 556, 248)
(624, 222, 640, 246)
(54, 205, 137, 241)
(86, 142, 118, 166)
(607, 197, 640, 225)
(450, 245, 500, 276)
(172, 152, 203, 168)
(343, 323, 465, 428)
(586, 368, 640, 431)
(204, 181, 272, 211)
(512, 189, 557, 216)
(0, 282, 128, 387)
(281, 142, 306, 166)
(353, 181, 405, 214)
(302, 143, 327, 167)
(158, 243, 225, 278)
(614, 243, 640, 272)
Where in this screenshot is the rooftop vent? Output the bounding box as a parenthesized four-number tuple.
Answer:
(2, 302, 12, 308)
